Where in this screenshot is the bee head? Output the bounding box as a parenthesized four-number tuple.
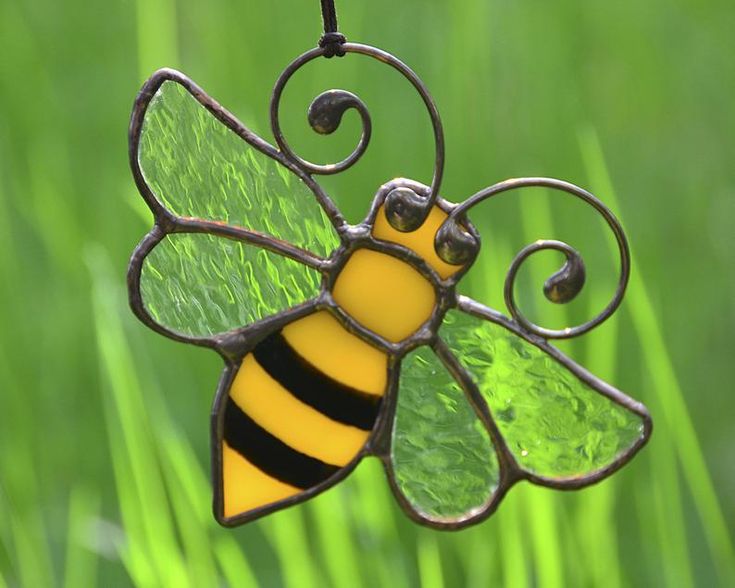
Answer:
(371, 184, 479, 280)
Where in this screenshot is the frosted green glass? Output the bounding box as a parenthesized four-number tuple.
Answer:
(392, 347, 499, 521)
(138, 80, 340, 257)
(140, 233, 321, 337)
(441, 310, 645, 478)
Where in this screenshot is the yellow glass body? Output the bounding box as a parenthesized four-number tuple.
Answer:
(222, 204, 462, 518)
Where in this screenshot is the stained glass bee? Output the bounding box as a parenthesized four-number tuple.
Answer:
(128, 44, 651, 529)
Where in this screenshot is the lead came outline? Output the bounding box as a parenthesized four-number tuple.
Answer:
(127, 42, 652, 530)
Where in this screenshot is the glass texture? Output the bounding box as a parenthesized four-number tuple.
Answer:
(138, 80, 340, 257)
(441, 310, 645, 478)
(140, 233, 321, 337)
(392, 347, 499, 520)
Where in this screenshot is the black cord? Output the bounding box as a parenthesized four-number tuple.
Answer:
(320, 0, 339, 32)
(319, 0, 346, 57)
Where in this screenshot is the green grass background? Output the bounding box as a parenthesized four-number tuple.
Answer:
(1, 0, 734, 585)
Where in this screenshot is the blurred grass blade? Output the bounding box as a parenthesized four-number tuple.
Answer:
(2, 435, 55, 588)
(156, 428, 218, 586)
(0, 482, 13, 588)
(524, 490, 563, 588)
(518, 190, 565, 588)
(263, 508, 320, 588)
(8, 512, 54, 588)
(88, 245, 191, 587)
(417, 532, 444, 588)
(653, 442, 694, 587)
(455, 525, 496, 587)
(579, 127, 735, 585)
(575, 290, 622, 588)
(213, 535, 259, 588)
(350, 460, 411, 586)
(63, 486, 101, 588)
(309, 488, 364, 588)
(135, 0, 178, 75)
(498, 492, 529, 588)
(578, 130, 693, 586)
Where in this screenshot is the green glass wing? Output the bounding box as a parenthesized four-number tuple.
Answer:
(136, 78, 340, 257)
(390, 346, 500, 523)
(440, 309, 647, 481)
(139, 233, 321, 338)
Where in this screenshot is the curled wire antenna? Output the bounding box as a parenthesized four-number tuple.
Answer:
(279, 0, 444, 232)
(297, 0, 630, 343)
(438, 177, 631, 340)
(269, 28, 445, 206)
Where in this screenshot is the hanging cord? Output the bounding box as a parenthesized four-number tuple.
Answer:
(319, 0, 346, 57)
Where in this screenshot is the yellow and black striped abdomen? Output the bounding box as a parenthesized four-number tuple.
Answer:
(220, 311, 388, 520)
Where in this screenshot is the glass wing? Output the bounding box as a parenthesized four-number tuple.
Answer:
(133, 71, 342, 257)
(135, 232, 322, 339)
(440, 308, 649, 483)
(389, 346, 500, 525)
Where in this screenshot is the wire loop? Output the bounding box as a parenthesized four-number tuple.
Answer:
(270, 43, 444, 185)
(439, 177, 631, 340)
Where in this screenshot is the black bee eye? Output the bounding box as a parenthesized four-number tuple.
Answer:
(385, 187, 427, 232)
(435, 219, 479, 265)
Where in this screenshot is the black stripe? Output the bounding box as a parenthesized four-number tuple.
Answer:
(252, 331, 381, 431)
(223, 397, 339, 489)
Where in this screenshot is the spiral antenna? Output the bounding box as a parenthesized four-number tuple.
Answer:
(270, 1, 445, 225)
(440, 177, 630, 340)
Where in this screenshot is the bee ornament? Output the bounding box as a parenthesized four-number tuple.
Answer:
(128, 24, 651, 529)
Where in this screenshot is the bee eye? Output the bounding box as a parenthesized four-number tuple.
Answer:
(385, 187, 427, 232)
(435, 219, 479, 265)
